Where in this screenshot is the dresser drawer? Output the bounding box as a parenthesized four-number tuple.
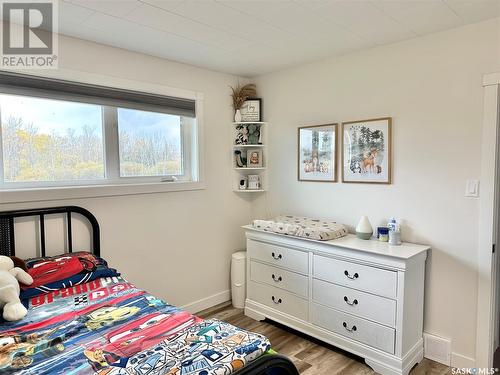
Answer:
(250, 261, 308, 298)
(312, 303, 395, 354)
(248, 240, 308, 274)
(248, 281, 308, 321)
(312, 279, 396, 327)
(313, 255, 397, 298)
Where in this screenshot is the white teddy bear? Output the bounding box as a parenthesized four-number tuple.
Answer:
(0, 256, 33, 321)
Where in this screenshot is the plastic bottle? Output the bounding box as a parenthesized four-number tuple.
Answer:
(388, 217, 402, 246)
(388, 217, 397, 232)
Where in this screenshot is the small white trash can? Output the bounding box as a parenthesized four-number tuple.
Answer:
(231, 251, 247, 308)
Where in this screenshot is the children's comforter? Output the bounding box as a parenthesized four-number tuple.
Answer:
(0, 254, 270, 375)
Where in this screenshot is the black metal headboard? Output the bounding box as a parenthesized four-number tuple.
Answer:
(0, 206, 100, 257)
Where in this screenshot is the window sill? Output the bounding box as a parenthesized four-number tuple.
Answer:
(0, 181, 206, 204)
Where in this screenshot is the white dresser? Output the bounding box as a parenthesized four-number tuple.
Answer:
(244, 226, 429, 375)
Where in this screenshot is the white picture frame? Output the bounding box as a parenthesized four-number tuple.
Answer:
(247, 148, 263, 168)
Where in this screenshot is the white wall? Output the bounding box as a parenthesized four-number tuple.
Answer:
(0, 34, 251, 311)
(254, 18, 500, 366)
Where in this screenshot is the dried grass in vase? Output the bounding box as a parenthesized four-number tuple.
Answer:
(230, 83, 257, 110)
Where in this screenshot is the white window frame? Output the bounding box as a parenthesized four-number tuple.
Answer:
(0, 72, 205, 203)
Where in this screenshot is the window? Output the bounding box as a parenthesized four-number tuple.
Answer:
(0, 73, 199, 192)
(1, 94, 105, 183)
(117, 108, 183, 178)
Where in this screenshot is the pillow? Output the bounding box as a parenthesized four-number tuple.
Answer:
(25, 251, 109, 269)
(20, 251, 120, 300)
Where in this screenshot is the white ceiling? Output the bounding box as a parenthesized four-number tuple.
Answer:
(54, 0, 500, 76)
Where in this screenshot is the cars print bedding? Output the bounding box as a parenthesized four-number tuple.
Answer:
(0, 252, 271, 375)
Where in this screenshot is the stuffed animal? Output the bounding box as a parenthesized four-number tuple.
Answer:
(0, 256, 33, 321)
(11, 256, 29, 272)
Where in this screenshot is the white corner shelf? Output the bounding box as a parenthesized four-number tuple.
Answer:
(234, 167, 267, 170)
(233, 144, 266, 148)
(233, 189, 266, 193)
(232, 122, 268, 125)
(231, 120, 268, 195)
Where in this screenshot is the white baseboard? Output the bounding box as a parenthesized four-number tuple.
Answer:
(451, 352, 476, 369)
(180, 289, 231, 314)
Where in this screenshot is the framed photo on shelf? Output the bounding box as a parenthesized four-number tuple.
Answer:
(247, 148, 263, 168)
(298, 124, 337, 182)
(341, 117, 392, 184)
(240, 99, 262, 122)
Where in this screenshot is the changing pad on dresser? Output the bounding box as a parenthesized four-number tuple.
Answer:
(252, 215, 348, 241)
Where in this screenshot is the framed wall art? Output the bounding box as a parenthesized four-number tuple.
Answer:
(341, 117, 392, 184)
(247, 148, 263, 168)
(240, 99, 262, 122)
(298, 124, 337, 182)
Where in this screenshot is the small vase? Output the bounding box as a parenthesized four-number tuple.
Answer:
(234, 109, 242, 122)
(356, 216, 373, 240)
(234, 150, 244, 168)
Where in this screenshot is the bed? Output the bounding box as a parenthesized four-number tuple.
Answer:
(0, 206, 299, 375)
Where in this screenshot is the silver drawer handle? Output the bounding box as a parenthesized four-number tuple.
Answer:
(343, 296, 358, 306)
(344, 270, 359, 279)
(271, 296, 282, 304)
(343, 322, 357, 332)
(271, 252, 282, 260)
(271, 274, 283, 282)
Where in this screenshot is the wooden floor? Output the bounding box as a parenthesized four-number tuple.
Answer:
(198, 303, 451, 375)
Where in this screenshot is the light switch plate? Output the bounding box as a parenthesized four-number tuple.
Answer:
(465, 179, 480, 197)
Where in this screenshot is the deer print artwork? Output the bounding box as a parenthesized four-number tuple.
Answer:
(342, 118, 391, 184)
